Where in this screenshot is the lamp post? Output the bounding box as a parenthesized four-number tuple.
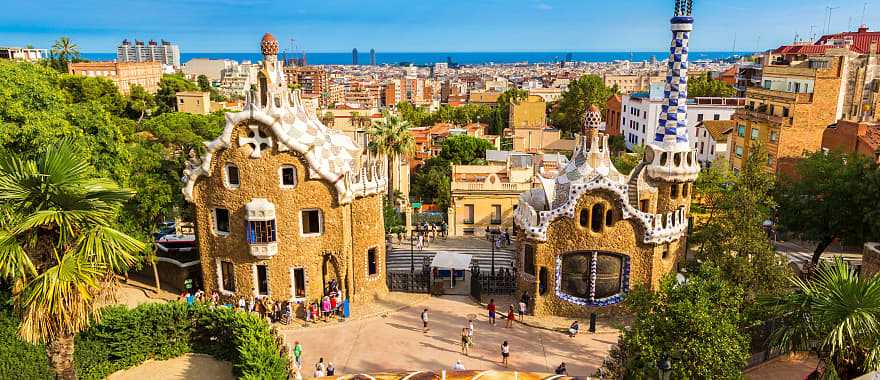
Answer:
(410, 230, 415, 290)
(490, 233, 496, 276)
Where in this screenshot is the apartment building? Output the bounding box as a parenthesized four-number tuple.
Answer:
(603, 73, 664, 94)
(284, 66, 330, 106)
(67, 61, 163, 95)
(182, 58, 235, 82)
(0, 46, 47, 62)
(383, 78, 434, 107)
(822, 119, 880, 163)
(117, 39, 180, 68)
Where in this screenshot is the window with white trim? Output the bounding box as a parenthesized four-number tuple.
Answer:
(279, 165, 297, 188)
(367, 248, 378, 276)
(300, 209, 323, 236)
(225, 164, 240, 188)
(213, 208, 230, 235)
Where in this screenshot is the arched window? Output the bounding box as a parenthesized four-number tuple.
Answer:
(559, 251, 627, 304)
(579, 208, 589, 228)
(591, 204, 604, 232)
(605, 209, 614, 227)
(670, 183, 679, 199)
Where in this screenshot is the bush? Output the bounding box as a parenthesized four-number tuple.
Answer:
(0, 308, 52, 380)
(75, 302, 289, 380)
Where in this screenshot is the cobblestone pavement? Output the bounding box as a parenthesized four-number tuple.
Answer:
(282, 295, 619, 378)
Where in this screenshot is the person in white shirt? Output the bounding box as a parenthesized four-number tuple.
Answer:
(453, 360, 465, 370)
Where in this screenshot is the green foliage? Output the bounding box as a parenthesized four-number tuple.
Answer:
(492, 88, 529, 134)
(384, 196, 404, 233)
(396, 89, 523, 135)
(611, 145, 645, 175)
(688, 73, 736, 98)
(601, 266, 749, 379)
(156, 73, 199, 114)
(125, 84, 157, 121)
(760, 259, 880, 378)
(411, 135, 493, 210)
(776, 150, 880, 264)
(550, 74, 616, 135)
(692, 145, 789, 306)
(75, 302, 289, 380)
(0, 304, 52, 380)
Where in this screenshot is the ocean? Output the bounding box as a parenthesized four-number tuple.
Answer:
(79, 51, 746, 65)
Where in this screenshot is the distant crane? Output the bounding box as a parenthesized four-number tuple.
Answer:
(826, 3, 841, 34)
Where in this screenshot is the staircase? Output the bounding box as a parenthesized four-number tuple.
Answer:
(386, 246, 516, 273)
(627, 162, 647, 208)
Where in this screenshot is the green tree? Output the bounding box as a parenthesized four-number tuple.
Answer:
(611, 145, 645, 175)
(551, 75, 615, 135)
(49, 37, 79, 72)
(688, 73, 736, 98)
(776, 150, 880, 265)
(411, 135, 493, 210)
(196, 75, 211, 92)
(58, 74, 126, 115)
(125, 84, 156, 123)
(692, 145, 789, 305)
(155, 74, 198, 114)
(491, 88, 529, 134)
(600, 266, 749, 379)
(367, 111, 416, 199)
(0, 143, 144, 379)
(761, 259, 880, 379)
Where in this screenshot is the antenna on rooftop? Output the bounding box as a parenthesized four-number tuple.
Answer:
(861, 2, 869, 27)
(810, 24, 818, 41)
(826, 3, 841, 34)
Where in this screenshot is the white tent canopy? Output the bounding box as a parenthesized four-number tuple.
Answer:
(430, 252, 472, 270)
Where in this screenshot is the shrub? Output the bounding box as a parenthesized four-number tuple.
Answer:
(75, 302, 289, 380)
(0, 308, 52, 380)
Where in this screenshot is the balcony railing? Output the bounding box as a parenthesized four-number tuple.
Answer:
(451, 181, 533, 192)
(746, 87, 813, 103)
(734, 108, 793, 127)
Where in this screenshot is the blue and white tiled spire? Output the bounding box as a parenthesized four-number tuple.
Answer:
(656, 0, 694, 148)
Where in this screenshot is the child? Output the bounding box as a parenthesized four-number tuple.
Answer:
(501, 341, 510, 367)
(506, 305, 515, 328)
(322, 296, 331, 322)
(460, 327, 470, 355)
(487, 299, 496, 325)
(421, 308, 429, 333)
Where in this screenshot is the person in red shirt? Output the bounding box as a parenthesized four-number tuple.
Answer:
(506, 305, 515, 328)
(487, 299, 497, 325)
(330, 295, 337, 317)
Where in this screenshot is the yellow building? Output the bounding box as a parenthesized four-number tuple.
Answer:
(181, 33, 389, 309)
(176, 91, 211, 114)
(509, 95, 546, 130)
(448, 151, 567, 237)
(730, 56, 843, 176)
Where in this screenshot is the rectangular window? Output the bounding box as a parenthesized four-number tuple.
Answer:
(670, 184, 679, 198)
(226, 165, 240, 187)
(214, 208, 230, 234)
(464, 204, 474, 224)
(751, 128, 759, 140)
(697, 114, 704, 122)
(769, 130, 779, 142)
(367, 248, 378, 275)
(256, 265, 268, 296)
(782, 107, 789, 117)
(291, 268, 306, 299)
(247, 220, 276, 244)
(491, 204, 502, 224)
(301, 209, 323, 235)
(735, 145, 744, 158)
(639, 199, 649, 212)
(737, 125, 746, 137)
(280, 166, 296, 187)
(524, 245, 536, 275)
(713, 114, 720, 121)
(220, 260, 236, 292)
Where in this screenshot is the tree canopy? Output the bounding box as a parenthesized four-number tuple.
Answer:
(775, 150, 880, 264)
(155, 73, 199, 114)
(411, 135, 494, 210)
(688, 73, 736, 98)
(550, 74, 616, 135)
(599, 266, 749, 379)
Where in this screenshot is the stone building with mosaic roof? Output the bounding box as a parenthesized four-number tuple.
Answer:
(513, 0, 700, 317)
(182, 33, 389, 308)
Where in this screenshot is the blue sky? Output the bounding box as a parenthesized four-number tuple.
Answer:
(1, 0, 878, 52)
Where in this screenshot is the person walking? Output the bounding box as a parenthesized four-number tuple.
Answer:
(314, 358, 326, 378)
(326, 362, 335, 376)
(555, 362, 568, 375)
(293, 341, 303, 369)
(487, 299, 497, 326)
(460, 327, 471, 355)
(467, 319, 475, 340)
(518, 299, 527, 320)
(237, 296, 246, 310)
(500, 341, 510, 367)
(453, 359, 465, 370)
(505, 305, 515, 328)
(321, 296, 331, 322)
(421, 308, 429, 333)
(569, 320, 580, 338)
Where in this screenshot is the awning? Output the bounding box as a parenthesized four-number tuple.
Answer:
(430, 252, 472, 270)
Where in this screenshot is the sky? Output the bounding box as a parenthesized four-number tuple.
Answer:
(2, 0, 879, 53)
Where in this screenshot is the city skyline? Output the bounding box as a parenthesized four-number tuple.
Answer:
(3, 0, 879, 53)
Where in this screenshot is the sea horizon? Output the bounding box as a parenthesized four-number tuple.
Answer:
(79, 51, 749, 65)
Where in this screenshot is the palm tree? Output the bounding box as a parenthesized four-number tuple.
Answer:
(367, 111, 415, 200)
(761, 259, 880, 379)
(50, 37, 79, 71)
(0, 143, 144, 379)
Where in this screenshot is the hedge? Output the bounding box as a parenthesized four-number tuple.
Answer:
(75, 302, 290, 379)
(0, 300, 290, 380)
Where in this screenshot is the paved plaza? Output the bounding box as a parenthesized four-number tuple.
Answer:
(283, 295, 618, 378)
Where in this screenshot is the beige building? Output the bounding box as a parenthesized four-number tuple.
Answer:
(182, 33, 389, 309)
(176, 91, 211, 114)
(603, 73, 664, 94)
(0, 46, 47, 61)
(449, 151, 566, 237)
(67, 61, 163, 95)
(509, 95, 547, 130)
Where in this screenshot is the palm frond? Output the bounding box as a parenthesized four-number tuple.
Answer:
(74, 226, 143, 273)
(0, 230, 37, 280)
(16, 250, 104, 343)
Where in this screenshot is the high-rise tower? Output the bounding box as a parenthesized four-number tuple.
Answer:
(352, 48, 358, 65)
(644, 0, 700, 183)
(369, 48, 376, 65)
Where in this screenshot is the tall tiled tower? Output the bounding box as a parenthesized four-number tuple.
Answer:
(645, 0, 700, 188)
